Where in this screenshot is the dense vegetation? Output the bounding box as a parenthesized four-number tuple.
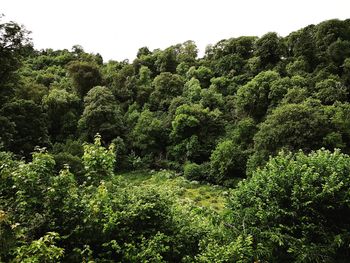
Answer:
(1, 15, 350, 261)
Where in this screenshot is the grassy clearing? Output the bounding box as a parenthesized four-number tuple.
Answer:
(117, 170, 227, 213)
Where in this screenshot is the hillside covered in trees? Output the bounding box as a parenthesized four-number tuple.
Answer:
(1, 16, 350, 262)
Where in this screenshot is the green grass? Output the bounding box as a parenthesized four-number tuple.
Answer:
(117, 170, 227, 213)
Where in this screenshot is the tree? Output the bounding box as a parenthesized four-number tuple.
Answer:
(10, 149, 56, 236)
(210, 76, 237, 96)
(200, 86, 224, 110)
(235, 70, 280, 120)
(183, 162, 205, 181)
(210, 140, 246, 183)
(285, 57, 309, 76)
(186, 66, 213, 88)
(343, 58, 350, 86)
(0, 16, 32, 103)
(249, 99, 340, 171)
(136, 46, 151, 58)
(170, 104, 224, 162)
(149, 72, 184, 111)
(67, 61, 102, 98)
(286, 25, 317, 71)
(183, 78, 202, 103)
(135, 66, 153, 106)
(131, 109, 167, 156)
(42, 88, 81, 142)
(313, 78, 348, 105)
(155, 46, 178, 73)
(205, 36, 256, 76)
(209, 118, 258, 182)
(255, 32, 284, 69)
(269, 75, 309, 108)
(0, 99, 49, 157)
(327, 39, 350, 66)
(103, 62, 135, 105)
(78, 86, 124, 142)
(315, 19, 350, 51)
(176, 40, 198, 64)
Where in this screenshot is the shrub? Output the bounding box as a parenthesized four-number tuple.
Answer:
(13, 232, 64, 263)
(82, 134, 115, 185)
(184, 162, 210, 181)
(227, 149, 350, 262)
(210, 140, 246, 184)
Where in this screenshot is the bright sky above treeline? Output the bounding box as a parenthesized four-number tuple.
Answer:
(2, 0, 350, 62)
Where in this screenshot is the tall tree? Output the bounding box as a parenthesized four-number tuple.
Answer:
(78, 86, 124, 142)
(0, 16, 32, 103)
(67, 61, 102, 98)
(0, 99, 49, 157)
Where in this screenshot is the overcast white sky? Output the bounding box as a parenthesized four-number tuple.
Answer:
(2, 0, 350, 62)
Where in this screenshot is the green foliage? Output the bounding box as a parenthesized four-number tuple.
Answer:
(187, 66, 213, 88)
(255, 32, 285, 69)
(13, 232, 64, 263)
(0, 210, 17, 262)
(123, 232, 170, 262)
(82, 134, 115, 185)
(210, 140, 246, 183)
(313, 78, 348, 104)
(16, 79, 48, 103)
(51, 139, 84, 173)
(177, 40, 198, 64)
(249, 99, 344, 171)
(286, 25, 317, 70)
(0, 99, 49, 157)
(235, 70, 280, 120)
(343, 57, 350, 86)
(131, 109, 166, 154)
(2, 15, 350, 262)
(200, 86, 224, 110)
(286, 57, 309, 76)
(170, 103, 224, 163)
(67, 61, 102, 98)
(119, 170, 226, 212)
(184, 162, 206, 181)
(183, 78, 202, 103)
(0, 16, 32, 103)
(78, 86, 124, 142)
(150, 72, 184, 110)
(0, 152, 19, 207)
(268, 75, 309, 107)
(1, 139, 221, 262)
(10, 149, 55, 235)
(205, 36, 256, 76)
(196, 235, 255, 263)
(328, 39, 350, 66)
(155, 46, 178, 73)
(227, 149, 350, 262)
(42, 88, 81, 141)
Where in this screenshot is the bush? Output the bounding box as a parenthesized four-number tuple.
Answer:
(1, 143, 217, 262)
(227, 149, 350, 262)
(196, 235, 255, 263)
(184, 162, 209, 181)
(209, 140, 246, 184)
(0, 210, 16, 262)
(13, 232, 64, 262)
(53, 152, 84, 181)
(82, 134, 115, 185)
(184, 163, 202, 181)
